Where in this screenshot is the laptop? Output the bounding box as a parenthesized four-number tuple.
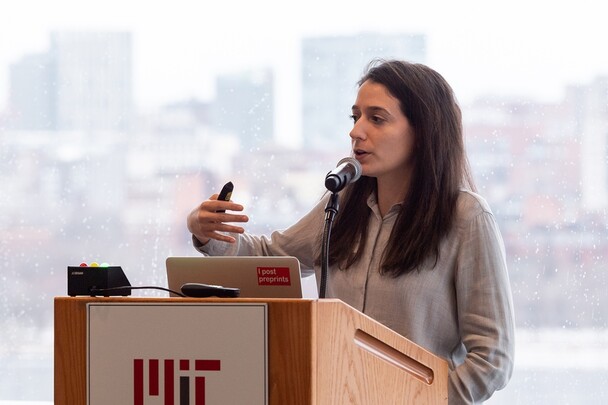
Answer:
(165, 256, 318, 299)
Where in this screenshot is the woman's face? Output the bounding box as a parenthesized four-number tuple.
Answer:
(350, 80, 415, 184)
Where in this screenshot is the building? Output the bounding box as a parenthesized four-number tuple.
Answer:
(51, 31, 133, 132)
(211, 68, 274, 150)
(570, 77, 608, 211)
(301, 33, 426, 150)
(8, 53, 54, 130)
(8, 31, 133, 132)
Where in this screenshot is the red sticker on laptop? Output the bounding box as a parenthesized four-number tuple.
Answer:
(257, 267, 291, 286)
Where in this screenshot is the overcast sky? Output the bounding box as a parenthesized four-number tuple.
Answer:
(1, 0, 607, 113)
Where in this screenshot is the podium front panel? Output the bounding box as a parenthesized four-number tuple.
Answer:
(87, 302, 267, 404)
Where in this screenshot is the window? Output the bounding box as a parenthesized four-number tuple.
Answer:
(1, 1, 606, 402)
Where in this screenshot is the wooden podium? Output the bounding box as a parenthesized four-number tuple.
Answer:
(55, 297, 447, 404)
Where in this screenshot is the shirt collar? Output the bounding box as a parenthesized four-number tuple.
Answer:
(366, 192, 403, 218)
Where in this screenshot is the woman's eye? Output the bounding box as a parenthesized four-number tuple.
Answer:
(350, 114, 359, 123)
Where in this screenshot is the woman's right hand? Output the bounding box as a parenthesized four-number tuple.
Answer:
(186, 193, 249, 245)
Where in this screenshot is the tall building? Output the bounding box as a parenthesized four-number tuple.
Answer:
(575, 77, 608, 211)
(8, 31, 133, 132)
(211, 68, 274, 149)
(301, 33, 426, 150)
(8, 53, 54, 130)
(51, 31, 133, 132)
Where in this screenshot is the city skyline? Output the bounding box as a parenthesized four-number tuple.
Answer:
(1, 12, 608, 400)
(1, 0, 608, 114)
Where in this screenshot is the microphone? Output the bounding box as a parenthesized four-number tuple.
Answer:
(325, 157, 362, 193)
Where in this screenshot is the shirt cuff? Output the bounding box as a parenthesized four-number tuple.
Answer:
(192, 234, 207, 253)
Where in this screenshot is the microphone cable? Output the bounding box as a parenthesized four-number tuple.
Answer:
(88, 285, 186, 297)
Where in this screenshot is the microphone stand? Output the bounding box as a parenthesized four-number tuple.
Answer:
(320, 192, 339, 298)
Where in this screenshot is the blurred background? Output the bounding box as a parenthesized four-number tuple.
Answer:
(1, 0, 607, 403)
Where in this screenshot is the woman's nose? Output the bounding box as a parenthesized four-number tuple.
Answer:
(349, 120, 366, 141)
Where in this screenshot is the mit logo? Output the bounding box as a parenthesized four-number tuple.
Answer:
(133, 358, 221, 405)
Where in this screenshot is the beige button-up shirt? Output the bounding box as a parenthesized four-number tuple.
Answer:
(197, 190, 515, 404)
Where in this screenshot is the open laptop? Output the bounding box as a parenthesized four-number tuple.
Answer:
(166, 256, 318, 299)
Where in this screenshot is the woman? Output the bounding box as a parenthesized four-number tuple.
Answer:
(187, 59, 515, 403)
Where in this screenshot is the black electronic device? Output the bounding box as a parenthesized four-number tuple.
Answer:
(181, 282, 240, 298)
(216, 181, 234, 212)
(218, 181, 234, 202)
(67, 266, 132, 297)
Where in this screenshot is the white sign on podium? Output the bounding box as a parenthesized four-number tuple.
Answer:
(87, 302, 268, 405)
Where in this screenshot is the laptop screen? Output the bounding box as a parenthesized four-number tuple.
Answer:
(166, 256, 318, 299)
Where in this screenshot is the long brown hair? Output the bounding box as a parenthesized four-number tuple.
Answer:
(324, 59, 476, 276)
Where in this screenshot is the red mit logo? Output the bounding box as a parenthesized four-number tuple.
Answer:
(134, 358, 221, 405)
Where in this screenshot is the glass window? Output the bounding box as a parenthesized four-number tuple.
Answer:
(1, 1, 606, 402)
